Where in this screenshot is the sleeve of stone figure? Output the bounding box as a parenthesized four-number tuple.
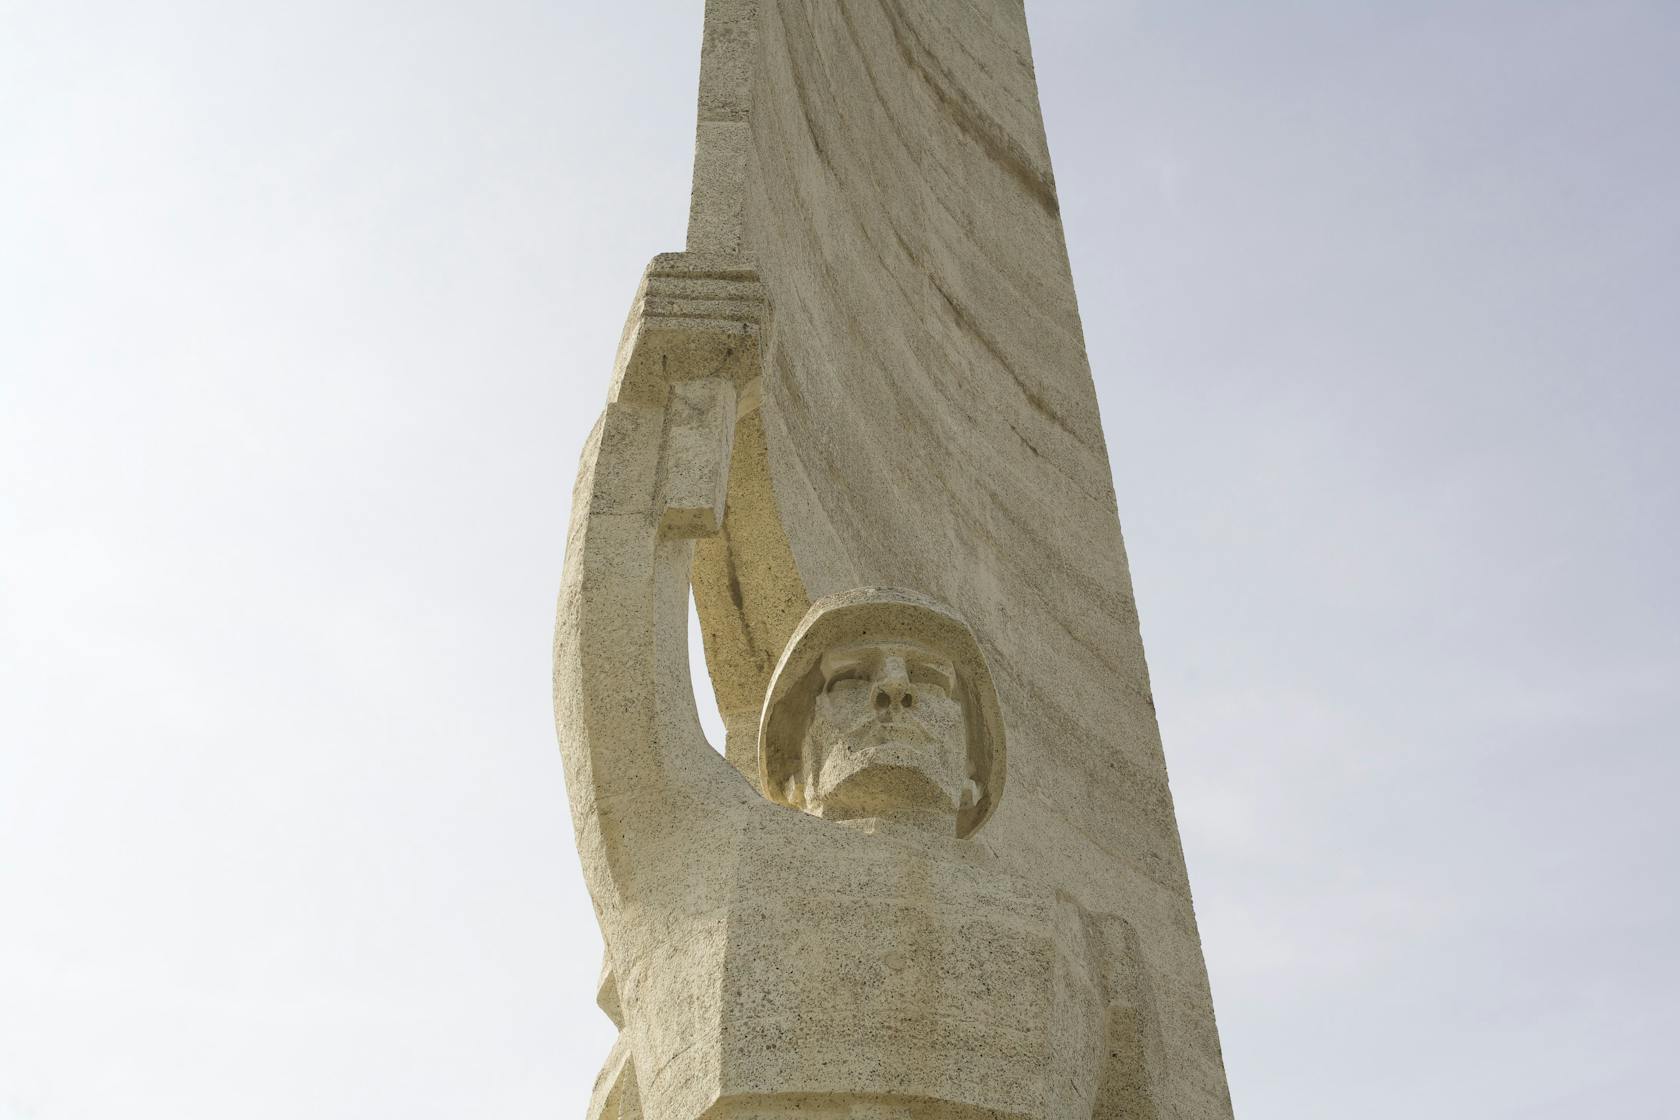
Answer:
(552, 253, 766, 904)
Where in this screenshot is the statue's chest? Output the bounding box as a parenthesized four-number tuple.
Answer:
(700, 827, 1107, 1118)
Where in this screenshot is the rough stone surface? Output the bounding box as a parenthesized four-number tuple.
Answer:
(554, 3, 1235, 1117)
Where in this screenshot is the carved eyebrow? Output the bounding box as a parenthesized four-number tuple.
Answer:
(906, 658, 955, 689)
(818, 644, 953, 685)
(818, 650, 872, 679)
(903, 651, 953, 668)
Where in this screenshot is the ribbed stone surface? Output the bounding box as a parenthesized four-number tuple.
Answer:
(690, 3, 1233, 1116)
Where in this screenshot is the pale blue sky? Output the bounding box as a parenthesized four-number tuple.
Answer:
(3, 3, 1676, 1117)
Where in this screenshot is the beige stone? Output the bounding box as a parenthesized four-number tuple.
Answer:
(554, 3, 1234, 1118)
(758, 586, 1006, 837)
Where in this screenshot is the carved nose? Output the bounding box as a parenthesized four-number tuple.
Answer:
(872, 659, 914, 712)
(872, 680, 911, 710)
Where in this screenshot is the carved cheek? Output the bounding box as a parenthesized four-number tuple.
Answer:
(920, 694, 964, 732)
(818, 681, 873, 728)
(940, 706, 971, 767)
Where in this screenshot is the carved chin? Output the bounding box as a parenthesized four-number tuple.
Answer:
(814, 752, 957, 817)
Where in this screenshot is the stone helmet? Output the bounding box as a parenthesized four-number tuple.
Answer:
(758, 586, 1007, 838)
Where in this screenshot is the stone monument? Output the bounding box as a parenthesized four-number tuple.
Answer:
(554, 3, 1235, 1117)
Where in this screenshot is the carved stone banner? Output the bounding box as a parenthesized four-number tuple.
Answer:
(554, 4, 1234, 1118)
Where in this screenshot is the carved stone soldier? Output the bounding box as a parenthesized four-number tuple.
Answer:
(555, 259, 1166, 1120)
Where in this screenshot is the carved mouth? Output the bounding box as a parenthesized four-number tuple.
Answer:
(852, 720, 937, 749)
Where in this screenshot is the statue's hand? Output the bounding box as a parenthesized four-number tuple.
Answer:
(600, 253, 764, 540)
(657, 377, 736, 540)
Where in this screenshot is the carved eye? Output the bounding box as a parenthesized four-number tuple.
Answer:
(825, 672, 868, 696)
(908, 668, 951, 698)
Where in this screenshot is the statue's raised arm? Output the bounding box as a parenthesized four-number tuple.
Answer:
(552, 253, 767, 904)
(554, 258, 1174, 1120)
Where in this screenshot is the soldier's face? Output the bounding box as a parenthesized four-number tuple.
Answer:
(799, 640, 970, 823)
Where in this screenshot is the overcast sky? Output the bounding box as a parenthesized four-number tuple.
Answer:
(3, 2, 1676, 1118)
